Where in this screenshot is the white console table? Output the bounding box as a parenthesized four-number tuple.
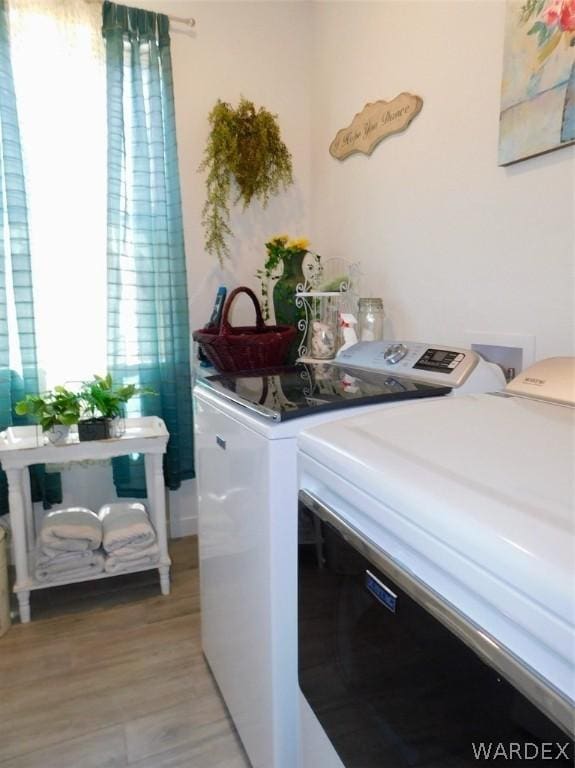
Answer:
(0, 417, 171, 622)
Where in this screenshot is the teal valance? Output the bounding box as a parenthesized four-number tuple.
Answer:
(102, 1, 170, 44)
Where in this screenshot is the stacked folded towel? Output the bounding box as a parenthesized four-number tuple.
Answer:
(35, 549, 105, 583)
(35, 507, 105, 582)
(99, 502, 159, 573)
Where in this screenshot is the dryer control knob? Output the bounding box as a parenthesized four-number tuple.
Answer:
(383, 343, 408, 364)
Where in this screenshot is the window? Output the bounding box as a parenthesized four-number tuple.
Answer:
(9, 0, 107, 389)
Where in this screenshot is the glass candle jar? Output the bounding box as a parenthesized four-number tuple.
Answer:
(358, 298, 384, 342)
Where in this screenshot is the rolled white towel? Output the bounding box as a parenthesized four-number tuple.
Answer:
(39, 507, 102, 554)
(98, 502, 156, 554)
(104, 542, 160, 573)
(35, 550, 105, 583)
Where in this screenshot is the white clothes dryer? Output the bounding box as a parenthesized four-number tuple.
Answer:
(297, 357, 575, 767)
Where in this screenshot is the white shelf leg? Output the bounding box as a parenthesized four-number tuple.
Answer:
(22, 467, 35, 548)
(17, 591, 31, 624)
(145, 453, 171, 595)
(159, 565, 170, 596)
(7, 467, 32, 623)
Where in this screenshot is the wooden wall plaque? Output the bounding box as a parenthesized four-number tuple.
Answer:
(329, 93, 423, 160)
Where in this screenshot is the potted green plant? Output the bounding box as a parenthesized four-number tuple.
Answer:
(78, 374, 154, 441)
(199, 97, 294, 265)
(15, 386, 81, 445)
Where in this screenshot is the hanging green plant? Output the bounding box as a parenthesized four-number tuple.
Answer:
(199, 97, 294, 265)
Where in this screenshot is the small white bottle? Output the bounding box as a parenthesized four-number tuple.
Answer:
(338, 313, 358, 352)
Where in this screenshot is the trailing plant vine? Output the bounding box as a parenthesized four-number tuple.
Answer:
(199, 98, 294, 265)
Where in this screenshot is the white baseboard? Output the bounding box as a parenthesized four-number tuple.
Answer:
(169, 512, 198, 538)
(168, 479, 199, 539)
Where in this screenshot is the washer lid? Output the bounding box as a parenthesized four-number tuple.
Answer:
(298, 392, 575, 680)
(197, 363, 450, 422)
(506, 357, 575, 406)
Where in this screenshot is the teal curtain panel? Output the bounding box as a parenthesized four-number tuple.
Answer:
(102, 1, 194, 496)
(0, 0, 61, 513)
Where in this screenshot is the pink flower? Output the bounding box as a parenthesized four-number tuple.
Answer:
(542, 0, 563, 24)
(560, 0, 575, 30)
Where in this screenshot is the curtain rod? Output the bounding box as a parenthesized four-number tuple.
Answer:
(86, 1, 196, 29)
(166, 13, 195, 30)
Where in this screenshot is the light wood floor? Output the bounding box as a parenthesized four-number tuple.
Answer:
(0, 538, 251, 768)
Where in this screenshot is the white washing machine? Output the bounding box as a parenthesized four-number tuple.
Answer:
(297, 357, 575, 767)
(193, 341, 505, 768)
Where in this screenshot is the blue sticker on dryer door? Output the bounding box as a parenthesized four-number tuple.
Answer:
(365, 570, 397, 613)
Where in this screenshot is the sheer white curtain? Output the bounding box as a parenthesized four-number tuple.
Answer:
(8, 0, 107, 390)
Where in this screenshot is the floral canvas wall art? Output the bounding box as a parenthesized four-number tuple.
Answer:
(499, 0, 575, 165)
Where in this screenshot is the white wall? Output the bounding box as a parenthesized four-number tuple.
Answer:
(310, 0, 575, 359)
(153, 0, 313, 331)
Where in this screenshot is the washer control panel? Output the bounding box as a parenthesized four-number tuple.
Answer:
(334, 340, 489, 389)
(413, 347, 467, 373)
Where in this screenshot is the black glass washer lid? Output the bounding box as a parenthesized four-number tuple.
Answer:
(197, 362, 451, 422)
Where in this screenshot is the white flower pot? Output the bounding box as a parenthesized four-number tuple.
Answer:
(46, 424, 70, 445)
(107, 417, 125, 438)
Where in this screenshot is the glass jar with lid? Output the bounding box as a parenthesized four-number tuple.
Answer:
(358, 298, 384, 342)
